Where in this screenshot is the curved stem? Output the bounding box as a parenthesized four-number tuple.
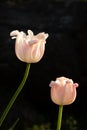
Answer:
(57, 105, 63, 130)
(0, 63, 31, 126)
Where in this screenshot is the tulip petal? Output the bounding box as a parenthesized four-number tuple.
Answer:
(10, 29, 49, 63)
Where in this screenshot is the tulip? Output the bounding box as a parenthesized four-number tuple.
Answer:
(49, 77, 79, 105)
(10, 30, 49, 63)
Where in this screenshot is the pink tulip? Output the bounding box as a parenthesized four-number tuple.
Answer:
(49, 77, 79, 105)
(10, 30, 49, 63)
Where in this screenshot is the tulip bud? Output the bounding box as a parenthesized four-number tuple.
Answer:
(10, 30, 49, 63)
(49, 77, 79, 105)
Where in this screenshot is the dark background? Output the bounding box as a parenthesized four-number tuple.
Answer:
(0, 0, 87, 129)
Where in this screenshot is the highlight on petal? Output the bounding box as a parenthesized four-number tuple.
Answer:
(36, 33, 49, 40)
(10, 29, 49, 63)
(27, 30, 34, 36)
(10, 30, 19, 39)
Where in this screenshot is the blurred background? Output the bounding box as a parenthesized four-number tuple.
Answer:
(0, 0, 87, 129)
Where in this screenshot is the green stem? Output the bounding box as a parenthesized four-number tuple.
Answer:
(0, 63, 31, 126)
(8, 118, 19, 130)
(57, 105, 63, 130)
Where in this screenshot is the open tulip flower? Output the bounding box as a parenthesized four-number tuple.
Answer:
(0, 30, 48, 126)
(49, 77, 79, 105)
(10, 30, 49, 63)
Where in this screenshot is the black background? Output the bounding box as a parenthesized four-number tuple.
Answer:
(0, 0, 87, 129)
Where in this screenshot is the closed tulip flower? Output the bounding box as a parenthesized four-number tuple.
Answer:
(49, 77, 79, 105)
(10, 30, 49, 63)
